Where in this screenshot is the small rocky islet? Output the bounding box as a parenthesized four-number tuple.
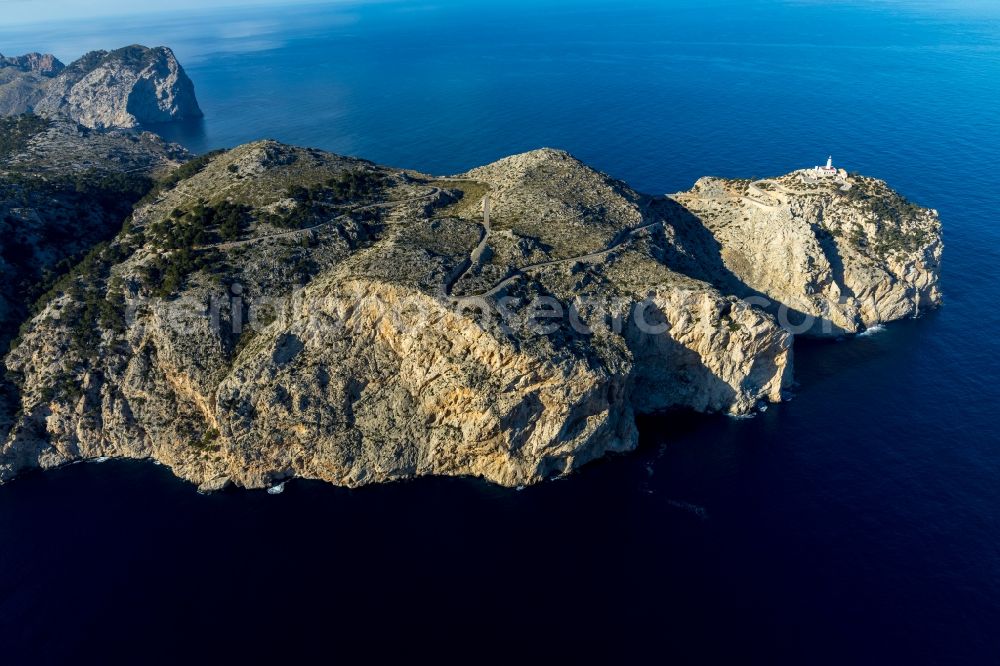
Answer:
(0, 45, 942, 491)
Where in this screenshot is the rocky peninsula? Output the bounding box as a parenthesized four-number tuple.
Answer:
(0, 130, 942, 490)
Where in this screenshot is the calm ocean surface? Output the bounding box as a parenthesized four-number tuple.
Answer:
(2, 1, 1000, 662)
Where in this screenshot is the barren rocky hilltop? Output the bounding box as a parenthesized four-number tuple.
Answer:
(0, 47, 941, 491)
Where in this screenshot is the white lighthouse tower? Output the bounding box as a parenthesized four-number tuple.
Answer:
(814, 155, 837, 177)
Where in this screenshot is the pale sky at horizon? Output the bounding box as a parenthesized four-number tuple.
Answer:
(0, 0, 374, 26)
(2, 0, 997, 30)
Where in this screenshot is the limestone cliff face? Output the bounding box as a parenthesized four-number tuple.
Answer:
(622, 286, 791, 415)
(1, 46, 202, 129)
(1, 273, 784, 491)
(670, 171, 942, 336)
(0, 144, 938, 490)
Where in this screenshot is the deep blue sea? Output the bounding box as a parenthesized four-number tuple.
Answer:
(2, 1, 1000, 662)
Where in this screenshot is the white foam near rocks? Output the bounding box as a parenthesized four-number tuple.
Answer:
(858, 324, 886, 337)
(666, 500, 709, 520)
(267, 482, 286, 495)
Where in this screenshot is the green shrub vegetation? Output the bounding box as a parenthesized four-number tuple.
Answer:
(873, 226, 932, 256)
(136, 149, 227, 206)
(15, 240, 133, 356)
(1, 168, 154, 211)
(840, 185, 932, 255)
(292, 169, 386, 203)
(2, 168, 155, 330)
(140, 247, 221, 298)
(150, 199, 252, 247)
(189, 428, 221, 452)
(438, 179, 489, 218)
(265, 170, 386, 229)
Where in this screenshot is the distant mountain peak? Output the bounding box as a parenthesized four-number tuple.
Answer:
(0, 52, 65, 77)
(0, 44, 201, 129)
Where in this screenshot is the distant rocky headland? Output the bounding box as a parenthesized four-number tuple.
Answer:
(0, 45, 202, 129)
(0, 46, 942, 491)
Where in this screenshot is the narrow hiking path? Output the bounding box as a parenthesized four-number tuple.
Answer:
(451, 196, 664, 303)
(195, 186, 444, 251)
(181, 177, 669, 306)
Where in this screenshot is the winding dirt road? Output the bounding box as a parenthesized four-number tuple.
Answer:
(452, 196, 665, 303)
(196, 186, 444, 251)
(183, 180, 670, 306)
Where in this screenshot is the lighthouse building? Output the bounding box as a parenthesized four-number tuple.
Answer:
(812, 155, 837, 176)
